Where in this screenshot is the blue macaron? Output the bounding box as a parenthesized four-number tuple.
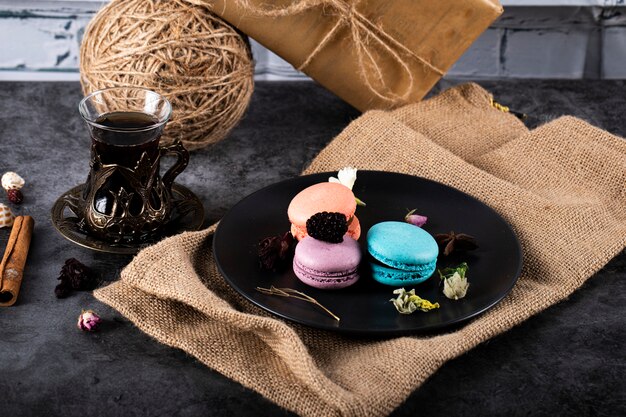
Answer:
(366, 221, 439, 286)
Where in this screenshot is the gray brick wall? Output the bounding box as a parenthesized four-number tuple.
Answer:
(1, 1, 625, 80)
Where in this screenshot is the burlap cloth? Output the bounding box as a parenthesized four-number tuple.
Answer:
(94, 83, 626, 417)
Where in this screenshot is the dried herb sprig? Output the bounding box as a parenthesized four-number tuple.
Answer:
(256, 286, 340, 321)
(390, 288, 440, 314)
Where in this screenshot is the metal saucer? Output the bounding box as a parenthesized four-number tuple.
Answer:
(51, 183, 205, 254)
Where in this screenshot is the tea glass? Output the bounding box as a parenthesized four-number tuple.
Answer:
(77, 87, 189, 243)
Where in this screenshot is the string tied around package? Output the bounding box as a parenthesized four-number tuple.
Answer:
(186, 0, 446, 105)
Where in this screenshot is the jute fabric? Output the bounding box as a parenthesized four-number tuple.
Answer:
(95, 83, 626, 417)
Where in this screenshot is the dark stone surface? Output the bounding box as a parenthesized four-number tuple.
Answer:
(0, 80, 624, 417)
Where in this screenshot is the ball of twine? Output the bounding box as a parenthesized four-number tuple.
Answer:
(80, 0, 255, 150)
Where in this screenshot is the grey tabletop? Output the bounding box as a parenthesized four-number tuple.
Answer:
(0, 80, 624, 417)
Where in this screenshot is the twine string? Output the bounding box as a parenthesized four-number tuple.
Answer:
(80, 0, 255, 150)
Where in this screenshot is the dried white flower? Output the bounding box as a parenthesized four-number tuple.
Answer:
(443, 272, 469, 300)
(329, 167, 366, 206)
(1, 172, 25, 191)
(329, 166, 358, 190)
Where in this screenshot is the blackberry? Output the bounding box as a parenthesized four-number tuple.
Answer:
(306, 211, 348, 243)
(7, 189, 23, 204)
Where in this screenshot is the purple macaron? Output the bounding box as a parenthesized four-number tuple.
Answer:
(293, 235, 361, 289)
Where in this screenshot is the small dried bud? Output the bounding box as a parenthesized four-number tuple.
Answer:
(7, 189, 23, 204)
(77, 309, 101, 332)
(404, 209, 427, 227)
(1, 171, 25, 191)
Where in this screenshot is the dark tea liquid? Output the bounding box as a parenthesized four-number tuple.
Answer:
(92, 111, 161, 162)
(87, 111, 164, 216)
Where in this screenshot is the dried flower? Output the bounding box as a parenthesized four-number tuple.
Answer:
(77, 309, 101, 331)
(390, 288, 440, 314)
(439, 262, 470, 300)
(329, 166, 357, 190)
(404, 209, 427, 227)
(435, 231, 478, 256)
(258, 232, 295, 271)
(1, 172, 25, 191)
(55, 258, 98, 298)
(329, 166, 366, 206)
(0, 203, 14, 228)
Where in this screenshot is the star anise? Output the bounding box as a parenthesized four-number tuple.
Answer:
(435, 231, 478, 256)
(258, 232, 295, 271)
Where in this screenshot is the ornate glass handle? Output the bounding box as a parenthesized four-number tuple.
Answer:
(160, 140, 189, 192)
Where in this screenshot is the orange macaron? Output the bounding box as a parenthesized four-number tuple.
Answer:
(288, 182, 361, 241)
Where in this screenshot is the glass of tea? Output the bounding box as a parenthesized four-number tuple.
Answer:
(78, 87, 189, 243)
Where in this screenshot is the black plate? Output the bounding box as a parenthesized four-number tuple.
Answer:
(214, 171, 522, 336)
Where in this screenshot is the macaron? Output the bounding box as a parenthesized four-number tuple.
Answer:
(293, 235, 361, 289)
(288, 182, 360, 241)
(366, 221, 439, 286)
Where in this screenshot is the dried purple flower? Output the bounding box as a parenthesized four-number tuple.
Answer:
(61, 258, 96, 290)
(258, 232, 295, 271)
(55, 258, 97, 298)
(404, 209, 428, 227)
(77, 309, 101, 332)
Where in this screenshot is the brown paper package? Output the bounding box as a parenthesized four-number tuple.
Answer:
(198, 0, 502, 110)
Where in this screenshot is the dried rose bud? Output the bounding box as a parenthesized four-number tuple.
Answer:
(7, 189, 23, 204)
(77, 309, 101, 332)
(258, 232, 295, 271)
(404, 209, 427, 227)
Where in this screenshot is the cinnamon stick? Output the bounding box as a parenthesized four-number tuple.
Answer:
(0, 216, 34, 307)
